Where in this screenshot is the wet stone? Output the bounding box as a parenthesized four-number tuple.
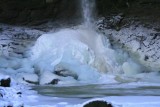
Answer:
(0, 77, 11, 87)
(48, 79, 60, 85)
(83, 100, 113, 107)
(17, 92, 22, 95)
(144, 55, 149, 61)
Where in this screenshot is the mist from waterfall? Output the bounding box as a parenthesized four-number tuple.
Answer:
(81, 0, 95, 27)
(30, 0, 121, 84)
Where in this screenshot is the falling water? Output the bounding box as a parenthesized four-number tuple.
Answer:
(81, 0, 95, 27)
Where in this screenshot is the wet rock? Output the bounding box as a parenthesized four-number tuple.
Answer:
(97, 13, 124, 31)
(39, 71, 60, 85)
(54, 70, 78, 80)
(48, 79, 60, 85)
(152, 33, 160, 40)
(22, 77, 38, 85)
(144, 55, 149, 61)
(54, 64, 78, 80)
(7, 105, 13, 107)
(83, 100, 113, 107)
(0, 77, 11, 87)
(0, 92, 3, 97)
(17, 92, 22, 95)
(17, 92, 22, 97)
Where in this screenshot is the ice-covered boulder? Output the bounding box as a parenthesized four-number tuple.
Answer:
(30, 27, 120, 84)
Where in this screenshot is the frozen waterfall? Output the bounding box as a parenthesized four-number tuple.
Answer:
(30, 0, 143, 84)
(31, 28, 121, 84)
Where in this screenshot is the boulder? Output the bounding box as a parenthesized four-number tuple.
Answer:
(48, 79, 60, 85)
(0, 77, 11, 87)
(83, 100, 113, 107)
(54, 70, 78, 80)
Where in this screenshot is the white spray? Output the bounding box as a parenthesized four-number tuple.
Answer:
(81, 0, 95, 27)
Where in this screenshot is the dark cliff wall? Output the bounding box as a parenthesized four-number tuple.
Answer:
(0, 0, 80, 25)
(96, 0, 160, 23)
(0, 0, 160, 25)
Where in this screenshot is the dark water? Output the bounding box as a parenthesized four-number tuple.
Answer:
(32, 83, 160, 99)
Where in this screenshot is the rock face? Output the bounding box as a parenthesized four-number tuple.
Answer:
(97, 13, 160, 71)
(96, 0, 160, 21)
(0, 24, 44, 57)
(0, 0, 160, 25)
(95, 0, 160, 72)
(0, 0, 80, 25)
(83, 100, 113, 107)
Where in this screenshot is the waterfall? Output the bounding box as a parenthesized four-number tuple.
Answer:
(81, 0, 95, 27)
(30, 0, 145, 84)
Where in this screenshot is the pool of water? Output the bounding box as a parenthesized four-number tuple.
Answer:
(32, 83, 160, 99)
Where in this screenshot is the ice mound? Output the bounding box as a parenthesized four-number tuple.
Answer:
(31, 27, 120, 83)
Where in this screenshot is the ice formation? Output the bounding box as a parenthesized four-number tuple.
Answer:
(31, 27, 121, 83)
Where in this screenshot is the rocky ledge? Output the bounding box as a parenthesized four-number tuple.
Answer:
(97, 15, 160, 72)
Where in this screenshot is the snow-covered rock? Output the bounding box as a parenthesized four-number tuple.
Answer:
(0, 24, 44, 57)
(97, 18, 160, 72)
(16, 73, 39, 84)
(39, 71, 59, 85)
